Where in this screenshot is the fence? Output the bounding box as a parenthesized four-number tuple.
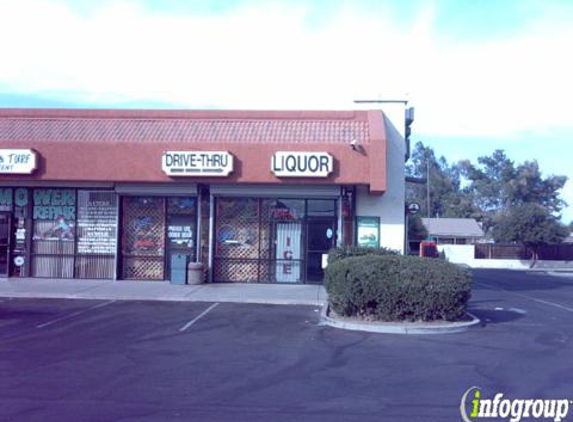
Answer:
(475, 244, 573, 261)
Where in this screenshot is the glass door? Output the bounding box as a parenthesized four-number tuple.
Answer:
(306, 217, 336, 283)
(165, 197, 197, 280)
(305, 199, 337, 284)
(0, 213, 11, 277)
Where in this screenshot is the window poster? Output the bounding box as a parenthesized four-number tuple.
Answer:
(275, 222, 302, 283)
(168, 224, 193, 247)
(32, 189, 76, 241)
(356, 216, 380, 248)
(77, 191, 118, 255)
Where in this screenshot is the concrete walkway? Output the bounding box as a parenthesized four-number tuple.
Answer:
(0, 278, 327, 306)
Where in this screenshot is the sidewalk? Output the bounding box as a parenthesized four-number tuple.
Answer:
(0, 278, 327, 307)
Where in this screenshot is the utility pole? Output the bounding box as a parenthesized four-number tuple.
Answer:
(426, 160, 430, 217)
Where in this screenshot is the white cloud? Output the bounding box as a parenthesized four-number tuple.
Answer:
(0, 0, 572, 140)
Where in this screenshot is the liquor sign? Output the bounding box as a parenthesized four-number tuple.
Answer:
(0, 149, 37, 174)
(162, 151, 233, 177)
(271, 152, 333, 178)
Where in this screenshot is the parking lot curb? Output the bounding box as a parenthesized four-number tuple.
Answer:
(320, 303, 481, 335)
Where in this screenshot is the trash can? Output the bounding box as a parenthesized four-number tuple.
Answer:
(420, 241, 439, 258)
(187, 262, 204, 285)
(170, 254, 190, 285)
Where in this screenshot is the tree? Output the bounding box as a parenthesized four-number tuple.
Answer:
(460, 150, 568, 234)
(407, 214, 428, 242)
(510, 160, 567, 212)
(459, 150, 516, 213)
(406, 144, 568, 245)
(492, 203, 569, 265)
(406, 142, 478, 218)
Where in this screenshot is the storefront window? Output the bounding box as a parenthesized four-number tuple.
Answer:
(120, 196, 197, 281)
(76, 191, 118, 278)
(121, 196, 166, 280)
(0, 213, 10, 276)
(214, 198, 260, 283)
(307, 199, 337, 216)
(29, 189, 119, 279)
(214, 197, 336, 284)
(0, 188, 12, 212)
(31, 189, 76, 278)
(0, 188, 14, 277)
(268, 199, 304, 221)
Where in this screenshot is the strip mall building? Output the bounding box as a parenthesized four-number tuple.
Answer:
(0, 105, 407, 284)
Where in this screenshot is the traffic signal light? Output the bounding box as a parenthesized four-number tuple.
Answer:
(405, 107, 414, 161)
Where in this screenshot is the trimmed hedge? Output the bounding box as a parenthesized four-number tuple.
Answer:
(327, 246, 399, 265)
(324, 255, 472, 322)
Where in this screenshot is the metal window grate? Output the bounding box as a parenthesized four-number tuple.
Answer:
(213, 198, 309, 283)
(121, 197, 166, 280)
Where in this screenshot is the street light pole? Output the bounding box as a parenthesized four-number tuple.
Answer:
(426, 160, 430, 217)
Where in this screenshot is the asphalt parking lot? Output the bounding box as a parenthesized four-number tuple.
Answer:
(1, 269, 573, 422)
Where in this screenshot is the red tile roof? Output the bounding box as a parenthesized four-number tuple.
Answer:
(0, 109, 370, 144)
(0, 108, 387, 192)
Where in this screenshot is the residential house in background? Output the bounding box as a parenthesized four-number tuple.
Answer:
(421, 218, 484, 245)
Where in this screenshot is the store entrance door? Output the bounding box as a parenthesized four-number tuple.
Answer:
(120, 197, 166, 281)
(306, 217, 336, 283)
(0, 213, 11, 277)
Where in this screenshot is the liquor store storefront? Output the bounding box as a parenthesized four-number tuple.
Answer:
(213, 192, 341, 284)
(0, 108, 406, 284)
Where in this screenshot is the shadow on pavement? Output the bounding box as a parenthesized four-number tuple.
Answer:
(473, 269, 573, 293)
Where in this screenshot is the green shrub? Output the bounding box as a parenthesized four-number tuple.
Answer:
(327, 245, 399, 265)
(324, 255, 472, 322)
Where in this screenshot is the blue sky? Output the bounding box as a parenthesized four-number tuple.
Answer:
(1, 0, 572, 223)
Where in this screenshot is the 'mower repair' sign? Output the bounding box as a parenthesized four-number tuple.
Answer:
(272, 151, 333, 177)
(162, 151, 233, 176)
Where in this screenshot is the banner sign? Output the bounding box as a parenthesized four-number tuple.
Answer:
(0, 149, 37, 174)
(271, 152, 333, 178)
(162, 151, 233, 177)
(356, 216, 380, 248)
(275, 222, 302, 283)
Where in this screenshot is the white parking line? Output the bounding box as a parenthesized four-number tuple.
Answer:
(179, 302, 220, 332)
(476, 281, 573, 313)
(530, 297, 573, 313)
(37, 300, 116, 329)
